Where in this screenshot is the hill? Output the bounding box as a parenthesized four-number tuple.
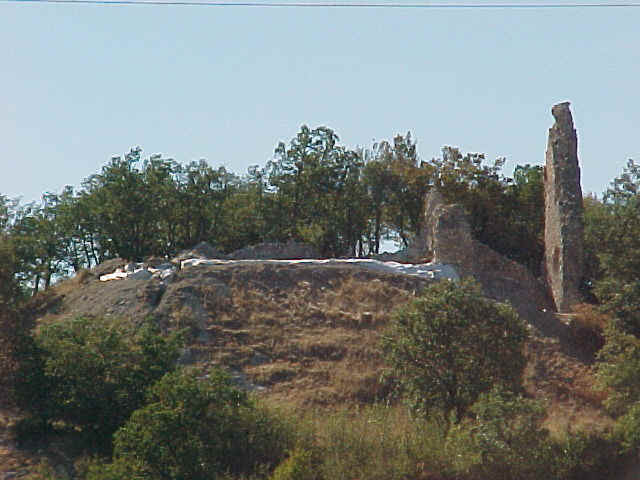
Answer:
(0, 252, 614, 479)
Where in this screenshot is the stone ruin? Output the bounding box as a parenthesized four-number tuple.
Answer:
(544, 102, 584, 313)
(407, 101, 586, 317)
(408, 190, 553, 322)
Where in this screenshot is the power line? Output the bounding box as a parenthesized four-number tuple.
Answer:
(1, 0, 639, 7)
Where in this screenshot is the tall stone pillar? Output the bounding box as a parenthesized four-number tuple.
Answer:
(544, 102, 584, 313)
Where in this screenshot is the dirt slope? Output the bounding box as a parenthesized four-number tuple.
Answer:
(0, 259, 613, 478)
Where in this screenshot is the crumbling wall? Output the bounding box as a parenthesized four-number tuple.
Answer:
(411, 189, 554, 323)
(544, 102, 584, 313)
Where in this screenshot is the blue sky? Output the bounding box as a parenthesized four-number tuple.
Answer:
(1, 0, 639, 203)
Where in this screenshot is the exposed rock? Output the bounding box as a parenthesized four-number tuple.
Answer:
(544, 102, 584, 313)
(228, 239, 320, 260)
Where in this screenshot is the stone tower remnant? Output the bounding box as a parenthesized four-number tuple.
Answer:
(544, 102, 584, 313)
(407, 189, 553, 323)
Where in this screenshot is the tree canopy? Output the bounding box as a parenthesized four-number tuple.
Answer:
(0, 127, 549, 294)
(381, 279, 528, 423)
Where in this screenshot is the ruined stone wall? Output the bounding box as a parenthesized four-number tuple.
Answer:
(410, 190, 554, 323)
(544, 102, 584, 313)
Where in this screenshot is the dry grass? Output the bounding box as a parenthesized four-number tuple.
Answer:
(566, 303, 610, 358)
(265, 400, 449, 480)
(7, 263, 621, 478)
(195, 272, 418, 406)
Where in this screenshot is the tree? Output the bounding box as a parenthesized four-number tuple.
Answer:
(446, 386, 552, 480)
(0, 213, 28, 407)
(430, 149, 545, 272)
(382, 279, 528, 424)
(267, 125, 368, 256)
(583, 159, 640, 334)
(82, 148, 155, 261)
(596, 323, 640, 453)
(16, 316, 183, 436)
(596, 323, 640, 417)
(90, 369, 290, 480)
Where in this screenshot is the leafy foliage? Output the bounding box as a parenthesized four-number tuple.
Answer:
(584, 160, 640, 323)
(596, 323, 640, 417)
(381, 279, 528, 423)
(446, 386, 551, 480)
(89, 369, 291, 480)
(16, 316, 183, 436)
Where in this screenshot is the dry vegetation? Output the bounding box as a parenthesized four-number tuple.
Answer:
(199, 271, 417, 406)
(0, 262, 622, 478)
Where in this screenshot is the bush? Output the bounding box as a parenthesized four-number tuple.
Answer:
(596, 279, 640, 337)
(15, 316, 183, 437)
(596, 323, 640, 417)
(445, 386, 552, 480)
(551, 432, 623, 480)
(90, 369, 291, 480)
(381, 279, 528, 423)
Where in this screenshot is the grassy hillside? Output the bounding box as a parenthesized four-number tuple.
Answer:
(0, 258, 622, 479)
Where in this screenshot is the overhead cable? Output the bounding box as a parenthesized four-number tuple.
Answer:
(1, 0, 640, 7)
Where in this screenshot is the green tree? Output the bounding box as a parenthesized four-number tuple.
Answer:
(596, 323, 640, 417)
(583, 194, 610, 294)
(446, 386, 552, 480)
(382, 279, 528, 424)
(0, 210, 28, 406)
(177, 160, 239, 250)
(430, 149, 545, 272)
(16, 316, 183, 436)
(596, 323, 640, 455)
(90, 369, 290, 480)
(585, 159, 640, 334)
(82, 148, 155, 260)
(504, 164, 545, 275)
(267, 125, 367, 255)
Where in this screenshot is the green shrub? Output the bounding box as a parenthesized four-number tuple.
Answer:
(445, 386, 553, 480)
(92, 369, 291, 480)
(551, 432, 623, 480)
(596, 323, 640, 417)
(381, 278, 528, 423)
(614, 401, 640, 453)
(15, 316, 183, 437)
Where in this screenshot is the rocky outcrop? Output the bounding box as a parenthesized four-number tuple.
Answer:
(544, 102, 584, 313)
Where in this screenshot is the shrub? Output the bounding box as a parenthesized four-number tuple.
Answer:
(90, 369, 291, 480)
(445, 386, 552, 480)
(15, 316, 183, 437)
(614, 401, 640, 453)
(381, 278, 528, 423)
(551, 432, 623, 480)
(596, 323, 640, 417)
